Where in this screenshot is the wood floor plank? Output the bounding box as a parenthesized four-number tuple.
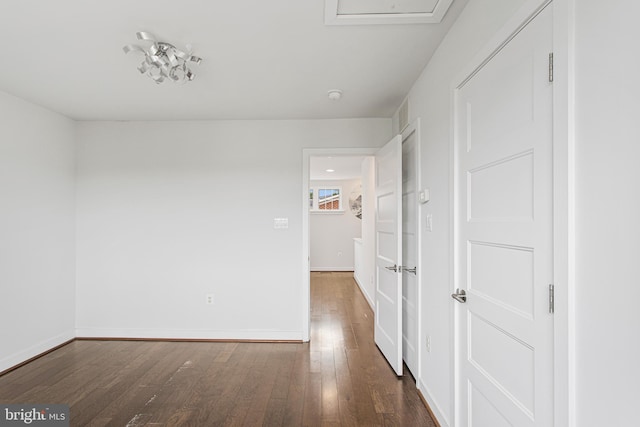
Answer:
(0, 272, 438, 426)
(199, 344, 259, 426)
(301, 372, 322, 426)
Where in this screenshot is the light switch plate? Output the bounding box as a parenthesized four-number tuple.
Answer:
(274, 218, 289, 229)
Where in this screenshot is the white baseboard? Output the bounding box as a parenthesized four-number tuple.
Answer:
(354, 274, 375, 310)
(0, 330, 75, 373)
(75, 328, 303, 341)
(310, 267, 354, 272)
(417, 378, 449, 427)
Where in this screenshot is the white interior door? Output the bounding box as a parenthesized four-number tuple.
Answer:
(402, 127, 419, 377)
(374, 135, 403, 376)
(454, 5, 554, 426)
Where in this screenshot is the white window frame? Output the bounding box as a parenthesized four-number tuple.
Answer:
(310, 186, 344, 213)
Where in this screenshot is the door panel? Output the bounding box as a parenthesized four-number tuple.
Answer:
(468, 151, 534, 220)
(455, 5, 553, 426)
(469, 242, 534, 317)
(374, 135, 403, 376)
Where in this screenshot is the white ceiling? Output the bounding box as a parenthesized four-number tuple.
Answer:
(0, 0, 467, 121)
(310, 156, 368, 180)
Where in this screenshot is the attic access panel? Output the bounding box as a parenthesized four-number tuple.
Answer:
(325, 0, 453, 25)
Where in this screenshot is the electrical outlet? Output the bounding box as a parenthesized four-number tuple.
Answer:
(206, 294, 214, 305)
(426, 335, 431, 352)
(426, 214, 433, 232)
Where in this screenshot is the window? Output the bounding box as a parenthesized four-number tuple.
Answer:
(318, 188, 340, 210)
(310, 187, 343, 212)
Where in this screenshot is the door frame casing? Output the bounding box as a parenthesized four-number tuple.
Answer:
(449, 0, 575, 425)
(400, 119, 422, 380)
(301, 147, 379, 342)
(551, 1, 576, 425)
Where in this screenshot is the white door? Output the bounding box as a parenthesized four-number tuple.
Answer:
(402, 127, 419, 377)
(374, 135, 403, 376)
(454, 5, 553, 427)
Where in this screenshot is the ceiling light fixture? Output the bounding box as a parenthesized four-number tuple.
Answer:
(326, 169, 335, 172)
(123, 32, 202, 84)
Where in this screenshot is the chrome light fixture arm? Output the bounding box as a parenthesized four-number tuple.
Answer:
(123, 32, 202, 84)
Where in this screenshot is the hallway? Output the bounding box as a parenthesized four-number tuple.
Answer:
(307, 272, 435, 425)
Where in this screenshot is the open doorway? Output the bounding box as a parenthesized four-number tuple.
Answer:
(309, 156, 369, 275)
(307, 153, 378, 311)
(302, 148, 378, 341)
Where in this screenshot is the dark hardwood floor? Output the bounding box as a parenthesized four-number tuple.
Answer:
(0, 272, 436, 426)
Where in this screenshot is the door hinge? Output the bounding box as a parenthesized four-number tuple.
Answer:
(549, 284, 555, 314)
(548, 52, 554, 83)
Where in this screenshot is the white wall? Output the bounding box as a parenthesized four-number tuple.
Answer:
(392, 0, 527, 424)
(0, 91, 76, 372)
(310, 178, 362, 271)
(574, 2, 640, 425)
(359, 157, 376, 308)
(75, 119, 391, 340)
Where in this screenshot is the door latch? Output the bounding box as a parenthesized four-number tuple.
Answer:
(451, 288, 467, 303)
(401, 266, 416, 275)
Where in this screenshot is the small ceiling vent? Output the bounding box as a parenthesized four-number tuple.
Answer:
(325, 0, 453, 25)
